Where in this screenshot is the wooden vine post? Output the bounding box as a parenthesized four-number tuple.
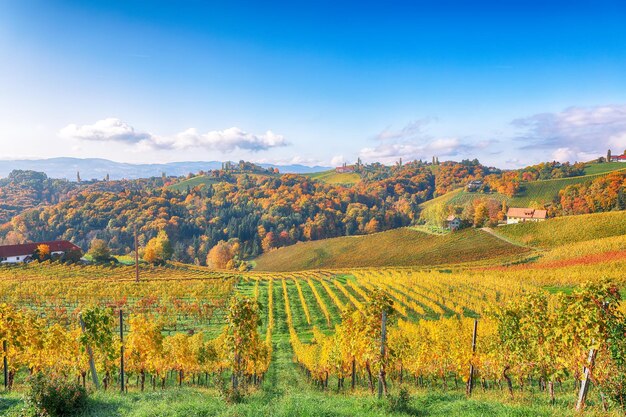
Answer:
(378, 309, 387, 399)
(120, 309, 125, 393)
(79, 314, 100, 389)
(576, 347, 597, 411)
(3, 340, 7, 391)
(466, 319, 478, 396)
(134, 226, 140, 283)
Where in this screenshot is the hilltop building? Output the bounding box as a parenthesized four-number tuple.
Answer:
(506, 208, 547, 224)
(0, 240, 82, 264)
(335, 163, 355, 174)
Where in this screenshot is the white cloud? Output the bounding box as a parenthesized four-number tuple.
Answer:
(59, 118, 151, 143)
(60, 118, 288, 153)
(330, 155, 345, 166)
(512, 104, 626, 162)
(375, 118, 434, 141)
(150, 127, 288, 152)
(359, 137, 463, 163)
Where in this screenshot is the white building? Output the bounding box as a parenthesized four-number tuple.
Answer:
(446, 215, 462, 230)
(506, 208, 547, 224)
(0, 241, 82, 264)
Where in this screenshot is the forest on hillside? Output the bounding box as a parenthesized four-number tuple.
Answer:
(0, 159, 622, 266)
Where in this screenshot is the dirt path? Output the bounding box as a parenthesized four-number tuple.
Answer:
(480, 227, 532, 248)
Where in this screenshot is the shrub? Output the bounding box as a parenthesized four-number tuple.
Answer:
(24, 373, 88, 417)
(386, 386, 412, 413)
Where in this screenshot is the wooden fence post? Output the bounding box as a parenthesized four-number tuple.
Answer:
(120, 309, 125, 393)
(378, 309, 387, 399)
(466, 319, 478, 396)
(79, 314, 100, 390)
(575, 347, 597, 411)
(3, 340, 7, 391)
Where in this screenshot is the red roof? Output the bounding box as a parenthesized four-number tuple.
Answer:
(506, 207, 547, 220)
(0, 241, 82, 258)
(611, 155, 626, 161)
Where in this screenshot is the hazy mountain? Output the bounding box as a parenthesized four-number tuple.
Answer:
(0, 158, 330, 180)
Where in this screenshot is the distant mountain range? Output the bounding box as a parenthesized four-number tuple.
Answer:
(0, 158, 330, 180)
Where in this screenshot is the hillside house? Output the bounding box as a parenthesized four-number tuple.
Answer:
(335, 164, 356, 173)
(446, 215, 462, 231)
(506, 208, 547, 224)
(0, 241, 82, 264)
(609, 154, 626, 162)
(466, 180, 484, 192)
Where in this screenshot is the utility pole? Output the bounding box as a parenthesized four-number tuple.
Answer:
(134, 226, 139, 283)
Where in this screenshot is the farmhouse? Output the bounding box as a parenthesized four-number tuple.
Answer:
(445, 215, 462, 231)
(0, 240, 82, 264)
(466, 180, 483, 192)
(335, 164, 355, 174)
(506, 207, 547, 224)
(610, 154, 626, 162)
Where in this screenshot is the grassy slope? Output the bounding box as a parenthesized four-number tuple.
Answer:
(254, 227, 530, 271)
(167, 175, 219, 192)
(583, 161, 626, 175)
(304, 170, 361, 185)
(423, 163, 626, 211)
(494, 210, 626, 248)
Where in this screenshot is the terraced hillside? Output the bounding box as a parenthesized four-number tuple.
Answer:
(254, 227, 530, 271)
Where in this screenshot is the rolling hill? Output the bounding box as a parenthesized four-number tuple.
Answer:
(167, 175, 221, 192)
(304, 170, 361, 185)
(421, 162, 626, 217)
(254, 227, 530, 271)
(492, 210, 626, 248)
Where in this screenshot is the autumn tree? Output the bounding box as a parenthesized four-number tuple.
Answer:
(34, 244, 50, 261)
(88, 239, 112, 263)
(143, 230, 173, 265)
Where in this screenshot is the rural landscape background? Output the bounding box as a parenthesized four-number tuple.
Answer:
(1, 1, 626, 416)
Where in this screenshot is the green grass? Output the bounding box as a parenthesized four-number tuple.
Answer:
(167, 175, 220, 192)
(423, 165, 626, 214)
(3, 385, 619, 416)
(494, 211, 626, 248)
(254, 227, 530, 271)
(583, 161, 626, 175)
(304, 170, 361, 185)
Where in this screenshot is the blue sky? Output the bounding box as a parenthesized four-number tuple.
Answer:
(1, 1, 626, 168)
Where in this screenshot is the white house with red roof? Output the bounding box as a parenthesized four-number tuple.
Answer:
(0, 241, 82, 264)
(506, 208, 547, 224)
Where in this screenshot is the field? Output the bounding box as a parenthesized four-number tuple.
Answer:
(304, 170, 361, 185)
(422, 164, 626, 213)
(583, 162, 626, 175)
(2, 205, 626, 416)
(167, 175, 220, 192)
(1, 252, 625, 416)
(253, 227, 530, 271)
(494, 211, 626, 248)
